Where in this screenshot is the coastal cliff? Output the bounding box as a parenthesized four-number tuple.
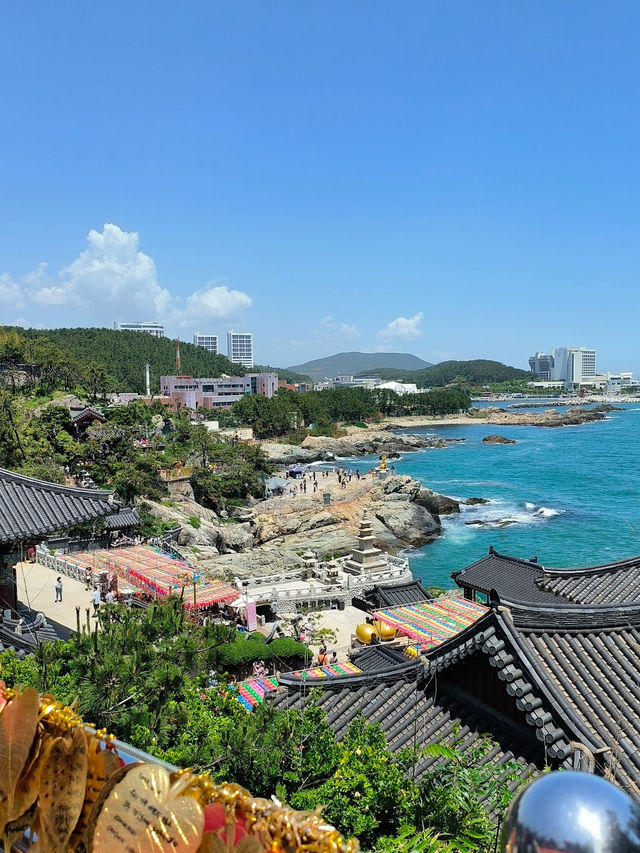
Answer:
(142, 474, 461, 579)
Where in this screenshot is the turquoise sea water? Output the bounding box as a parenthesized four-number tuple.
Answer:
(339, 403, 640, 590)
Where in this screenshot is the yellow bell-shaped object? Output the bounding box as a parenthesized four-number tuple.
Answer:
(356, 623, 377, 644)
(378, 622, 396, 641)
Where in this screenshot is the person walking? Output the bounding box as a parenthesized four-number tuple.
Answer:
(84, 567, 92, 590)
(92, 586, 101, 616)
(54, 576, 63, 603)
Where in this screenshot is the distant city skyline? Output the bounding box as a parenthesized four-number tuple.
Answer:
(2, 4, 640, 373)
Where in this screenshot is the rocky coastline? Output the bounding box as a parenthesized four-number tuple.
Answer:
(144, 474, 469, 580)
(260, 429, 451, 466)
(380, 403, 619, 430)
(142, 404, 621, 582)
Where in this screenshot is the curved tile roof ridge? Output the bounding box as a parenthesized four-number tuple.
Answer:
(426, 607, 600, 764)
(0, 467, 114, 498)
(484, 544, 640, 578)
(540, 553, 640, 577)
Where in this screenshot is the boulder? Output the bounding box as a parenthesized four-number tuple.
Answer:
(482, 434, 517, 445)
(176, 520, 220, 548)
(373, 502, 440, 546)
(217, 523, 254, 553)
(464, 497, 489, 505)
(229, 506, 256, 523)
(380, 475, 414, 494)
(414, 488, 460, 515)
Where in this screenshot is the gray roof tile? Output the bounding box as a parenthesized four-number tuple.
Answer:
(0, 467, 114, 544)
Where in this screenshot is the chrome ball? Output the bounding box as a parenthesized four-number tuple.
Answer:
(500, 771, 640, 852)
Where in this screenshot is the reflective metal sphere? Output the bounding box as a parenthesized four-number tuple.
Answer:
(500, 771, 640, 852)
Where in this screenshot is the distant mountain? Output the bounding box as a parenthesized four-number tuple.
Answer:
(366, 359, 531, 387)
(287, 351, 432, 379)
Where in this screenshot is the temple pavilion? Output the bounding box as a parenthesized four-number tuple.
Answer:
(272, 545, 640, 799)
(0, 467, 115, 611)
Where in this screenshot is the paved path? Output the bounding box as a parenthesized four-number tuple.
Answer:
(15, 561, 96, 637)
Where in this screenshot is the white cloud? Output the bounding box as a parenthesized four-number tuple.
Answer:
(0, 274, 25, 309)
(5, 223, 252, 330)
(379, 312, 423, 341)
(319, 316, 360, 339)
(180, 285, 252, 325)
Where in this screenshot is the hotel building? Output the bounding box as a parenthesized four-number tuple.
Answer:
(193, 333, 219, 354)
(227, 331, 254, 368)
(114, 321, 165, 338)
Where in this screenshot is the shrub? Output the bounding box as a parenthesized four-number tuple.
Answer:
(188, 516, 201, 529)
(267, 638, 311, 661)
(248, 632, 266, 644)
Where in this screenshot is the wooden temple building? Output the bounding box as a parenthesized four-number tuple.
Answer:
(274, 546, 640, 798)
(0, 467, 115, 611)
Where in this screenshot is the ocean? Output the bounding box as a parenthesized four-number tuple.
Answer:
(339, 402, 640, 590)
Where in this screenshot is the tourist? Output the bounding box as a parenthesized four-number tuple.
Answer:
(105, 589, 115, 604)
(330, 650, 338, 665)
(92, 586, 101, 616)
(318, 644, 328, 666)
(54, 576, 63, 603)
(84, 567, 92, 590)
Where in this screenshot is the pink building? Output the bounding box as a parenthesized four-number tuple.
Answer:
(159, 373, 278, 410)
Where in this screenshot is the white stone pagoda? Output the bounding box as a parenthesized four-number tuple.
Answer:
(342, 511, 389, 576)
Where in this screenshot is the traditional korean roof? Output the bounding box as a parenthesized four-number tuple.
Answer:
(355, 578, 432, 611)
(0, 467, 114, 545)
(103, 507, 142, 530)
(279, 645, 419, 688)
(71, 407, 106, 424)
(452, 547, 640, 612)
(273, 663, 540, 793)
(427, 605, 640, 795)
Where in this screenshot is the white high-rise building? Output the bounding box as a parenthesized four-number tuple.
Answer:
(114, 321, 165, 338)
(193, 333, 219, 354)
(551, 347, 597, 385)
(227, 331, 254, 368)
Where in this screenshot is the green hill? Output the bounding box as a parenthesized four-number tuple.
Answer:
(287, 351, 432, 378)
(364, 359, 531, 387)
(1, 327, 307, 393)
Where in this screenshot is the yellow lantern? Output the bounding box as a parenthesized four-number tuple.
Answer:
(356, 623, 377, 644)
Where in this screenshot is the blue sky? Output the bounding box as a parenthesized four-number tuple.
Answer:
(1, 1, 639, 372)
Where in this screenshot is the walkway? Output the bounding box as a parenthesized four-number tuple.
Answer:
(14, 561, 95, 636)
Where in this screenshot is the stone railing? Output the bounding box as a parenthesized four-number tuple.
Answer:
(36, 547, 87, 583)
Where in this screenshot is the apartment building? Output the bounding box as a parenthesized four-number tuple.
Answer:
(227, 331, 254, 368)
(114, 321, 165, 337)
(193, 333, 219, 354)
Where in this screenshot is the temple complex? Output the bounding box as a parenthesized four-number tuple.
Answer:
(272, 546, 640, 796)
(0, 467, 115, 611)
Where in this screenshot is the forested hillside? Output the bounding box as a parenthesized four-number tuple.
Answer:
(364, 359, 531, 387)
(10, 327, 242, 392)
(0, 327, 307, 393)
